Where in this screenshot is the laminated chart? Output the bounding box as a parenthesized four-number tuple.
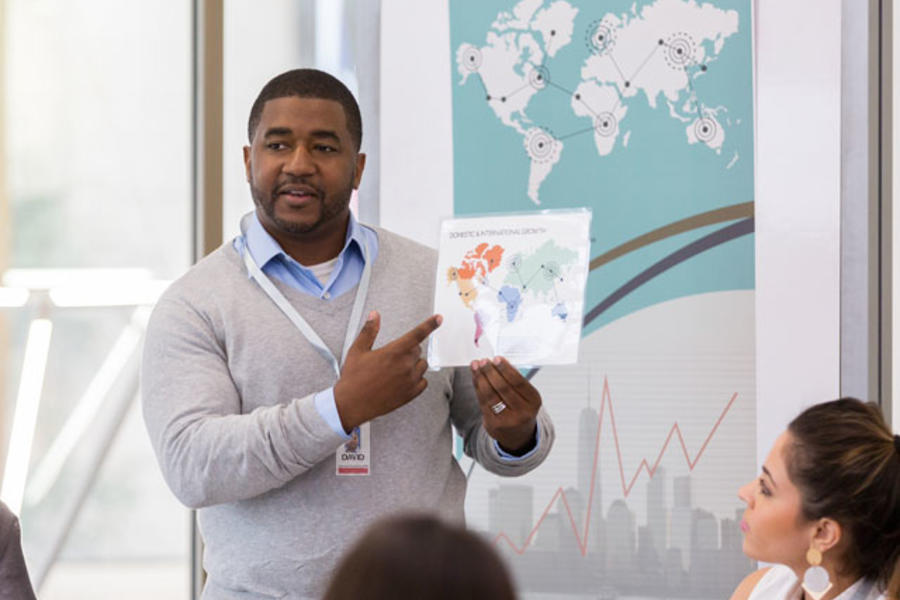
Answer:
(428, 210, 591, 367)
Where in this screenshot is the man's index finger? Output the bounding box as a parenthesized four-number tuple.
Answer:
(402, 314, 442, 346)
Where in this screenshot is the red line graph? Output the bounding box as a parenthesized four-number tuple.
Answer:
(495, 377, 739, 556)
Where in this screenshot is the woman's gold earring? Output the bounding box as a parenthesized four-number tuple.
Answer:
(801, 547, 833, 600)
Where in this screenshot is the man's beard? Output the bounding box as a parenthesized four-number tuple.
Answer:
(250, 177, 354, 235)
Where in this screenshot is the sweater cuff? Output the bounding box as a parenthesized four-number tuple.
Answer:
(314, 387, 352, 440)
(287, 394, 353, 470)
(493, 426, 540, 461)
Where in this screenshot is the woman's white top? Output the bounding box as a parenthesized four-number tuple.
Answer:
(748, 565, 885, 600)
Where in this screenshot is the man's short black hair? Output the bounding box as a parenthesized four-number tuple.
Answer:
(247, 68, 362, 151)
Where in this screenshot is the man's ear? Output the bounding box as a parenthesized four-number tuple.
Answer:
(243, 146, 252, 182)
(352, 153, 367, 189)
(811, 518, 843, 554)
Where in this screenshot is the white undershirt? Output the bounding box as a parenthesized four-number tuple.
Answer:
(309, 255, 340, 287)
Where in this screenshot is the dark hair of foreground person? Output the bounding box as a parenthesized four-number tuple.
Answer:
(322, 514, 517, 600)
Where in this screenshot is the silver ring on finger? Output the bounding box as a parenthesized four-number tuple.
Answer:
(491, 401, 507, 415)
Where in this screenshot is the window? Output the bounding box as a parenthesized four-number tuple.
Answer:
(1, 1, 192, 597)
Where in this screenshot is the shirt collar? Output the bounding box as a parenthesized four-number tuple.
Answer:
(243, 210, 367, 270)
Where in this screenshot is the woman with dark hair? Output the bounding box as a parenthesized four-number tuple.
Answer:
(731, 398, 900, 600)
(322, 514, 517, 600)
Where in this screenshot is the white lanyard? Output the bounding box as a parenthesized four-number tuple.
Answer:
(238, 234, 373, 378)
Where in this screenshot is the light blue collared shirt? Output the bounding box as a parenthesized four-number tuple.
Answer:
(240, 210, 378, 301)
(238, 210, 535, 459)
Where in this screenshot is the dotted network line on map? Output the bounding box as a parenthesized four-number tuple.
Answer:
(456, 257, 565, 298)
(461, 20, 720, 159)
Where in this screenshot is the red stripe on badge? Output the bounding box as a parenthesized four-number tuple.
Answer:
(338, 467, 369, 474)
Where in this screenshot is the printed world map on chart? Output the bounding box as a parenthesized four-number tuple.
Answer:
(456, 0, 742, 205)
(428, 211, 591, 368)
(448, 240, 577, 344)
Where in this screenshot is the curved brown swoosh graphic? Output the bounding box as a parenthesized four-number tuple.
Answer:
(590, 201, 754, 271)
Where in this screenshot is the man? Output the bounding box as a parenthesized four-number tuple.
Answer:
(142, 69, 554, 599)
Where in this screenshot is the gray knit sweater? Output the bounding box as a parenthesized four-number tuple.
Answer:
(141, 228, 554, 599)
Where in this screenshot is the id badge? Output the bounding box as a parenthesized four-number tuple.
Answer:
(336, 422, 371, 476)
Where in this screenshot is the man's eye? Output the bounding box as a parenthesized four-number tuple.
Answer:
(266, 142, 288, 150)
(314, 144, 337, 153)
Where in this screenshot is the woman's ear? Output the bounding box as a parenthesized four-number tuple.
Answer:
(811, 517, 843, 554)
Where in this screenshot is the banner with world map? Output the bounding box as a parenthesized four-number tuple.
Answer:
(449, 0, 756, 598)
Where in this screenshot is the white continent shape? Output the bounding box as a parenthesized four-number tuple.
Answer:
(571, 80, 629, 156)
(580, 0, 738, 108)
(456, 0, 579, 205)
(492, 0, 544, 31)
(532, 2, 579, 58)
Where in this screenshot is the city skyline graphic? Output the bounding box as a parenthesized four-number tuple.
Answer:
(466, 331, 757, 600)
(493, 377, 739, 558)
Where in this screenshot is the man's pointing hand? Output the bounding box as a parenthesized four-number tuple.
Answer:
(334, 311, 442, 432)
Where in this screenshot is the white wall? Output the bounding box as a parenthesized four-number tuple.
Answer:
(380, 0, 844, 463)
(380, 1, 454, 247)
(754, 0, 842, 456)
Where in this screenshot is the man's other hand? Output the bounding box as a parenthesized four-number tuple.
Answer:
(471, 357, 541, 455)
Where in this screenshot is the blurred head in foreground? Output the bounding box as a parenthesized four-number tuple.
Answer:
(322, 514, 517, 600)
